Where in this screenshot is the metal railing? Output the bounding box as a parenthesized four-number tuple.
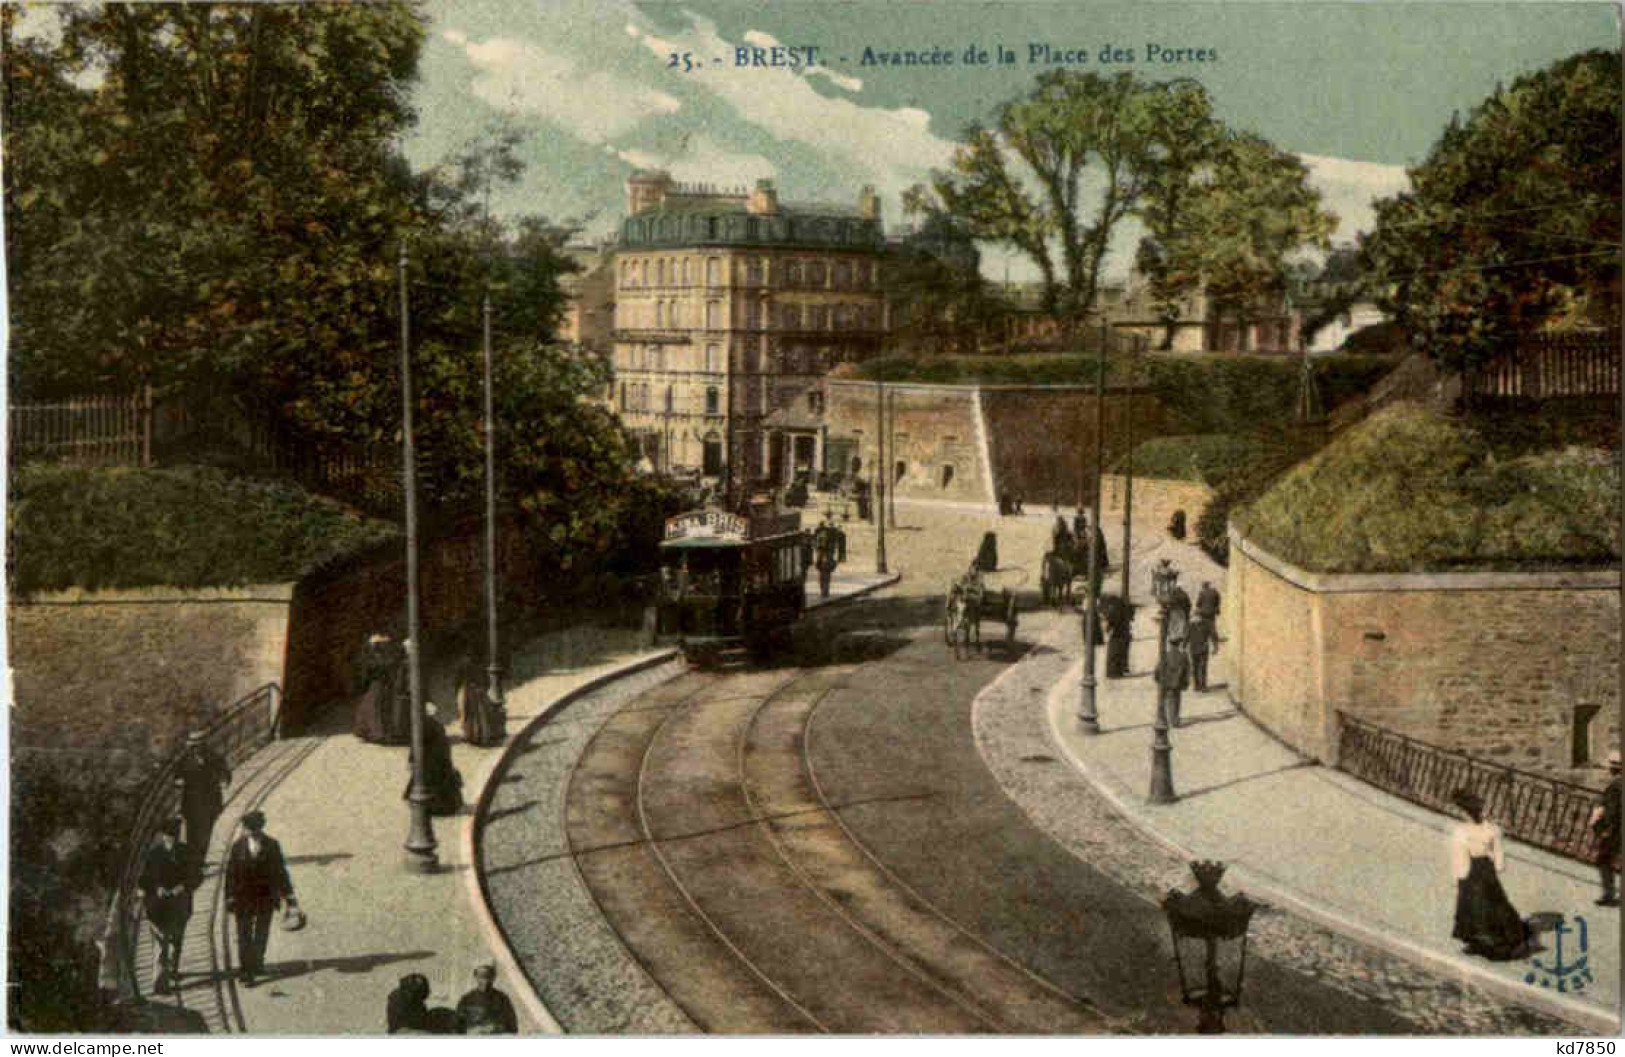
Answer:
(100, 683, 282, 1003)
(1337, 712, 1603, 864)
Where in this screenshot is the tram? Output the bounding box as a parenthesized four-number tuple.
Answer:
(656, 507, 809, 663)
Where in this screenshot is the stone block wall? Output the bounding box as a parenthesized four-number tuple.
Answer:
(824, 380, 1167, 510)
(980, 389, 1163, 510)
(1100, 474, 1213, 529)
(8, 586, 294, 778)
(824, 381, 991, 505)
(281, 520, 540, 733)
(1228, 529, 1620, 786)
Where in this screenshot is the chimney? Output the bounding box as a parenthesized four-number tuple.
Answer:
(748, 179, 780, 216)
(859, 185, 881, 221)
(626, 170, 673, 215)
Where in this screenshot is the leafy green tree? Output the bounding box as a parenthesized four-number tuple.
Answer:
(906, 71, 1169, 335)
(884, 212, 997, 355)
(1359, 49, 1622, 372)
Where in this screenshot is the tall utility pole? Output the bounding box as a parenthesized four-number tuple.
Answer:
(481, 290, 505, 718)
(1078, 319, 1106, 735)
(400, 241, 437, 872)
(480, 155, 506, 724)
(1121, 335, 1139, 603)
(875, 380, 888, 575)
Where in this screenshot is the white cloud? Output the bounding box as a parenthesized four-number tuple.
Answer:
(443, 29, 679, 142)
(1300, 153, 1412, 241)
(628, 12, 952, 206)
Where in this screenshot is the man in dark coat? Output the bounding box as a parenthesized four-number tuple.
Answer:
(1186, 614, 1220, 692)
(814, 521, 840, 598)
(456, 964, 519, 1034)
(1156, 632, 1192, 728)
(975, 531, 999, 572)
(1591, 751, 1622, 906)
(175, 730, 231, 874)
(1196, 581, 1222, 621)
(138, 817, 195, 995)
(224, 810, 295, 985)
(387, 973, 433, 1033)
(1103, 595, 1135, 679)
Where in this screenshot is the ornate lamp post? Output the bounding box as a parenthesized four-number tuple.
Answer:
(399, 240, 437, 872)
(480, 290, 506, 734)
(1149, 558, 1179, 804)
(1162, 860, 1258, 1034)
(874, 380, 888, 575)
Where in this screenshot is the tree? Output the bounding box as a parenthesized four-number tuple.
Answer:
(884, 212, 998, 354)
(1359, 49, 1622, 372)
(1180, 133, 1336, 350)
(1131, 79, 1226, 350)
(906, 71, 1169, 337)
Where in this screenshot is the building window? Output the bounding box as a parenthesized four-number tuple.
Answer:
(706, 387, 720, 415)
(808, 261, 827, 287)
(706, 301, 721, 329)
(706, 343, 720, 373)
(746, 257, 763, 286)
(941, 464, 955, 489)
(619, 381, 627, 409)
(656, 259, 666, 286)
(665, 386, 674, 413)
(834, 261, 851, 288)
(706, 257, 721, 286)
(808, 390, 824, 414)
(787, 260, 804, 287)
(655, 301, 665, 328)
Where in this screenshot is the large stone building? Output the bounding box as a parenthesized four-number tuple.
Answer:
(608, 170, 889, 485)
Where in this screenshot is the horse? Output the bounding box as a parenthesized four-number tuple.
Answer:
(1040, 550, 1075, 608)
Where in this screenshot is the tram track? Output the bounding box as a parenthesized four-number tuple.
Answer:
(551, 617, 1112, 1034)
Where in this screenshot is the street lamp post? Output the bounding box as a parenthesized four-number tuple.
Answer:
(480, 291, 506, 730)
(399, 241, 438, 872)
(1162, 860, 1258, 1034)
(1078, 320, 1106, 734)
(1149, 559, 1178, 804)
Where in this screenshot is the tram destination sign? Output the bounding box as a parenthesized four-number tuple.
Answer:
(664, 510, 748, 541)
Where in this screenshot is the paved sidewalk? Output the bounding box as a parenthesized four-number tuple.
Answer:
(1040, 520, 1620, 1034)
(148, 567, 899, 1035)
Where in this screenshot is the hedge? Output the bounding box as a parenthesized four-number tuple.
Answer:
(7, 464, 401, 595)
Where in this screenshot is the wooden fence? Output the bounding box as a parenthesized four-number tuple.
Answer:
(1469, 327, 1622, 403)
(9, 389, 153, 466)
(1338, 712, 1603, 864)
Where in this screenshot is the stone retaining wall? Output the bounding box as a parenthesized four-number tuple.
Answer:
(1226, 528, 1620, 785)
(1099, 474, 1213, 529)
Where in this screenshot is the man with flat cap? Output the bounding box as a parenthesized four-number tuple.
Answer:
(456, 963, 519, 1034)
(224, 810, 295, 985)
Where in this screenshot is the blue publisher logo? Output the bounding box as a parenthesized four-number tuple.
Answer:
(1526, 915, 1592, 993)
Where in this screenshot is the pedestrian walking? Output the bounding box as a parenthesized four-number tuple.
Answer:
(404, 704, 463, 817)
(1186, 615, 1221, 692)
(814, 527, 839, 599)
(457, 653, 506, 748)
(1052, 515, 1073, 555)
(138, 817, 195, 995)
(1103, 595, 1135, 679)
(175, 730, 231, 873)
(1449, 789, 1531, 960)
(1165, 583, 1192, 645)
(224, 810, 295, 986)
(1196, 581, 1221, 621)
(456, 964, 519, 1034)
(1155, 633, 1191, 728)
(1589, 751, 1622, 906)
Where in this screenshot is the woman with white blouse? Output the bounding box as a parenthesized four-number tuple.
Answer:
(1449, 788, 1531, 960)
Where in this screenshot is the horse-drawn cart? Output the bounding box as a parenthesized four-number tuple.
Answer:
(943, 568, 1019, 659)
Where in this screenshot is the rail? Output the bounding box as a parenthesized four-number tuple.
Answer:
(101, 683, 283, 1003)
(1337, 712, 1603, 864)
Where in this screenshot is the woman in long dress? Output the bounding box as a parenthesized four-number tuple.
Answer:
(1450, 788, 1531, 960)
(353, 634, 404, 744)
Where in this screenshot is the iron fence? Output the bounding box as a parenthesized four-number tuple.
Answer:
(1337, 712, 1603, 864)
(100, 683, 282, 1003)
(9, 389, 152, 466)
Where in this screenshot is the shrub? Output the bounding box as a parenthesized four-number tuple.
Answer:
(8, 464, 401, 595)
(1237, 404, 1621, 572)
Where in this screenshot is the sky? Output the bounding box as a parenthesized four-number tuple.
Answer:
(404, 1, 1618, 281)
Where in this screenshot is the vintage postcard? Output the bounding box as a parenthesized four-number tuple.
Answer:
(4, 0, 1621, 1040)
